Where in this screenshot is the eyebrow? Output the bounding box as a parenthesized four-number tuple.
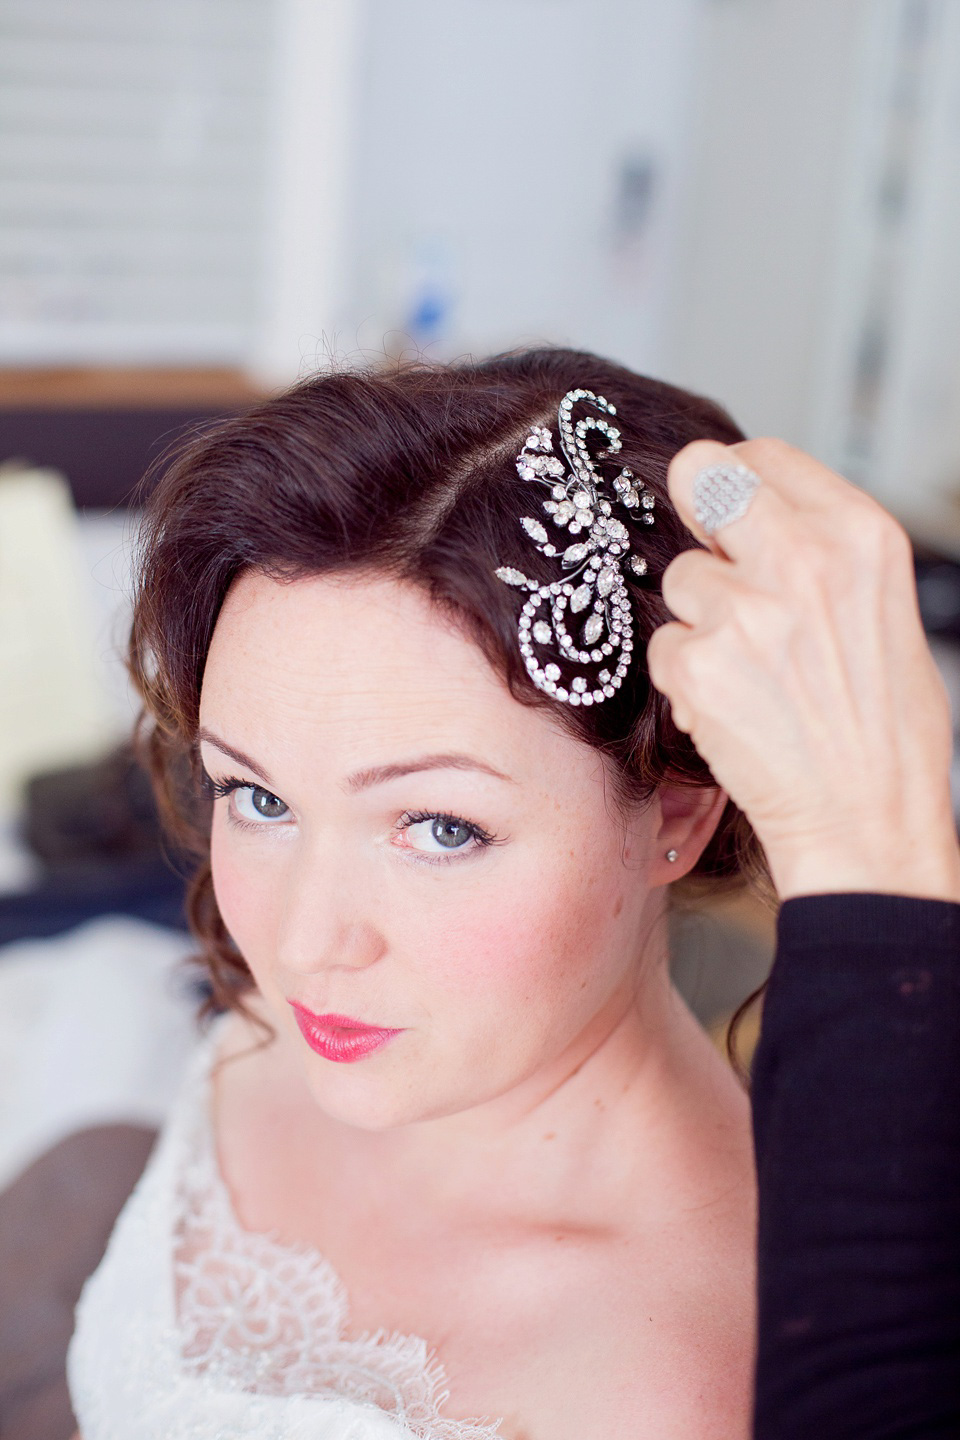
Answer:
(196, 729, 515, 794)
(344, 754, 515, 793)
(197, 729, 275, 786)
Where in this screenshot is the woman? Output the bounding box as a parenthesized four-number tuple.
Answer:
(67, 350, 767, 1439)
(651, 438, 960, 1436)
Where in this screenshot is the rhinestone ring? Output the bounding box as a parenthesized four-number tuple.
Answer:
(692, 462, 761, 536)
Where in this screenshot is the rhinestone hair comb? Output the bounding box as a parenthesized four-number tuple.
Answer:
(494, 388, 654, 707)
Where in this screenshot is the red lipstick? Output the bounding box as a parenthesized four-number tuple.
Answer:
(288, 1002, 403, 1063)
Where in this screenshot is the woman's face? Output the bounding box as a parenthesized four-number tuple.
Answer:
(199, 570, 717, 1130)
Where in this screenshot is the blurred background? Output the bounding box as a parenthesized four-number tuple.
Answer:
(1, 1, 960, 1434)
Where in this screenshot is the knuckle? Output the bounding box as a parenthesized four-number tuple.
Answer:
(730, 587, 792, 646)
(739, 436, 790, 470)
(645, 629, 661, 677)
(647, 622, 690, 693)
(659, 573, 679, 619)
(781, 531, 831, 589)
(844, 500, 913, 567)
(660, 548, 704, 606)
(645, 622, 673, 681)
(877, 512, 914, 566)
(673, 634, 718, 690)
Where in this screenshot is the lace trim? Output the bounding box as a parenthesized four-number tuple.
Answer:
(172, 1019, 502, 1440)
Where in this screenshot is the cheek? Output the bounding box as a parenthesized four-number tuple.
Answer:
(209, 823, 277, 969)
(414, 859, 628, 1024)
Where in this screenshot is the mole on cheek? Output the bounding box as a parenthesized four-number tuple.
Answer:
(613, 895, 624, 919)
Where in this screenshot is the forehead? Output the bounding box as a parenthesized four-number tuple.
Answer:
(200, 569, 585, 783)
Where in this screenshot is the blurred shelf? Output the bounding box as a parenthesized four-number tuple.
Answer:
(0, 366, 266, 410)
(0, 367, 268, 508)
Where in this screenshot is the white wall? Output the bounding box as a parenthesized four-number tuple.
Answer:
(665, 0, 960, 525)
(813, 0, 960, 521)
(336, 0, 702, 378)
(250, 0, 365, 383)
(663, 0, 867, 442)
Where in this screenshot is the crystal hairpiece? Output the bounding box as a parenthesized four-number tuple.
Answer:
(494, 388, 654, 707)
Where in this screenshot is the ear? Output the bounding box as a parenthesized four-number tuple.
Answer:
(645, 782, 729, 884)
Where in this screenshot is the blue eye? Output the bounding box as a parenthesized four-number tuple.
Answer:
(205, 773, 290, 825)
(398, 810, 495, 859)
(407, 816, 475, 851)
(234, 786, 289, 823)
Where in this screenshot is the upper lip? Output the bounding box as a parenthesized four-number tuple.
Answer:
(288, 1001, 400, 1032)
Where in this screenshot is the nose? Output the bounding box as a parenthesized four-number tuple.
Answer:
(275, 849, 387, 977)
(280, 918, 386, 976)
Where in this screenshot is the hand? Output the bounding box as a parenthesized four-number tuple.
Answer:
(647, 438, 960, 902)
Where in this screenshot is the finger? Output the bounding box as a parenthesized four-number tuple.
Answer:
(665, 438, 800, 566)
(660, 545, 740, 629)
(646, 621, 696, 732)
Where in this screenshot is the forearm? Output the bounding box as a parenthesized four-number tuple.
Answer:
(752, 893, 960, 1438)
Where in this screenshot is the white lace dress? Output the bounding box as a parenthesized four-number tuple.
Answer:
(66, 1012, 503, 1440)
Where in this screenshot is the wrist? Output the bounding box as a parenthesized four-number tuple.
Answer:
(763, 818, 960, 905)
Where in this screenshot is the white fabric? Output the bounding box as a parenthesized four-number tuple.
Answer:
(0, 466, 121, 816)
(0, 914, 199, 1190)
(67, 1012, 503, 1440)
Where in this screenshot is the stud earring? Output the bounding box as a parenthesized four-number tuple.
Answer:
(665, 849, 678, 862)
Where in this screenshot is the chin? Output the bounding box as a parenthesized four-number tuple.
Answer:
(302, 1076, 432, 1132)
(299, 1055, 500, 1132)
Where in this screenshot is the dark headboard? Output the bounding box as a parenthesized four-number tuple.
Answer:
(0, 369, 265, 509)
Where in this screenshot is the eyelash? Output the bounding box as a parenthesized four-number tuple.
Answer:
(202, 773, 255, 805)
(201, 774, 499, 863)
(394, 809, 498, 866)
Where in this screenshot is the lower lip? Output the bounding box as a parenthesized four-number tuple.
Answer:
(288, 1003, 403, 1063)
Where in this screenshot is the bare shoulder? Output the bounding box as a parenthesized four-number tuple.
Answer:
(474, 1093, 757, 1437)
(445, 1207, 754, 1440)
(511, 1214, 754, 1438)
(440, 1099, 756, 1440)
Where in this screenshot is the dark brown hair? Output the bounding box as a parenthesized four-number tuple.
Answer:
(130, 347, 774, 1055)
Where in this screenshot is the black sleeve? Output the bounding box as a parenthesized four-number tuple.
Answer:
(751, 893, 960, 1439)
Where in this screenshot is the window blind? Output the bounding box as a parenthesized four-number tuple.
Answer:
(0, 0, 274, 363)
